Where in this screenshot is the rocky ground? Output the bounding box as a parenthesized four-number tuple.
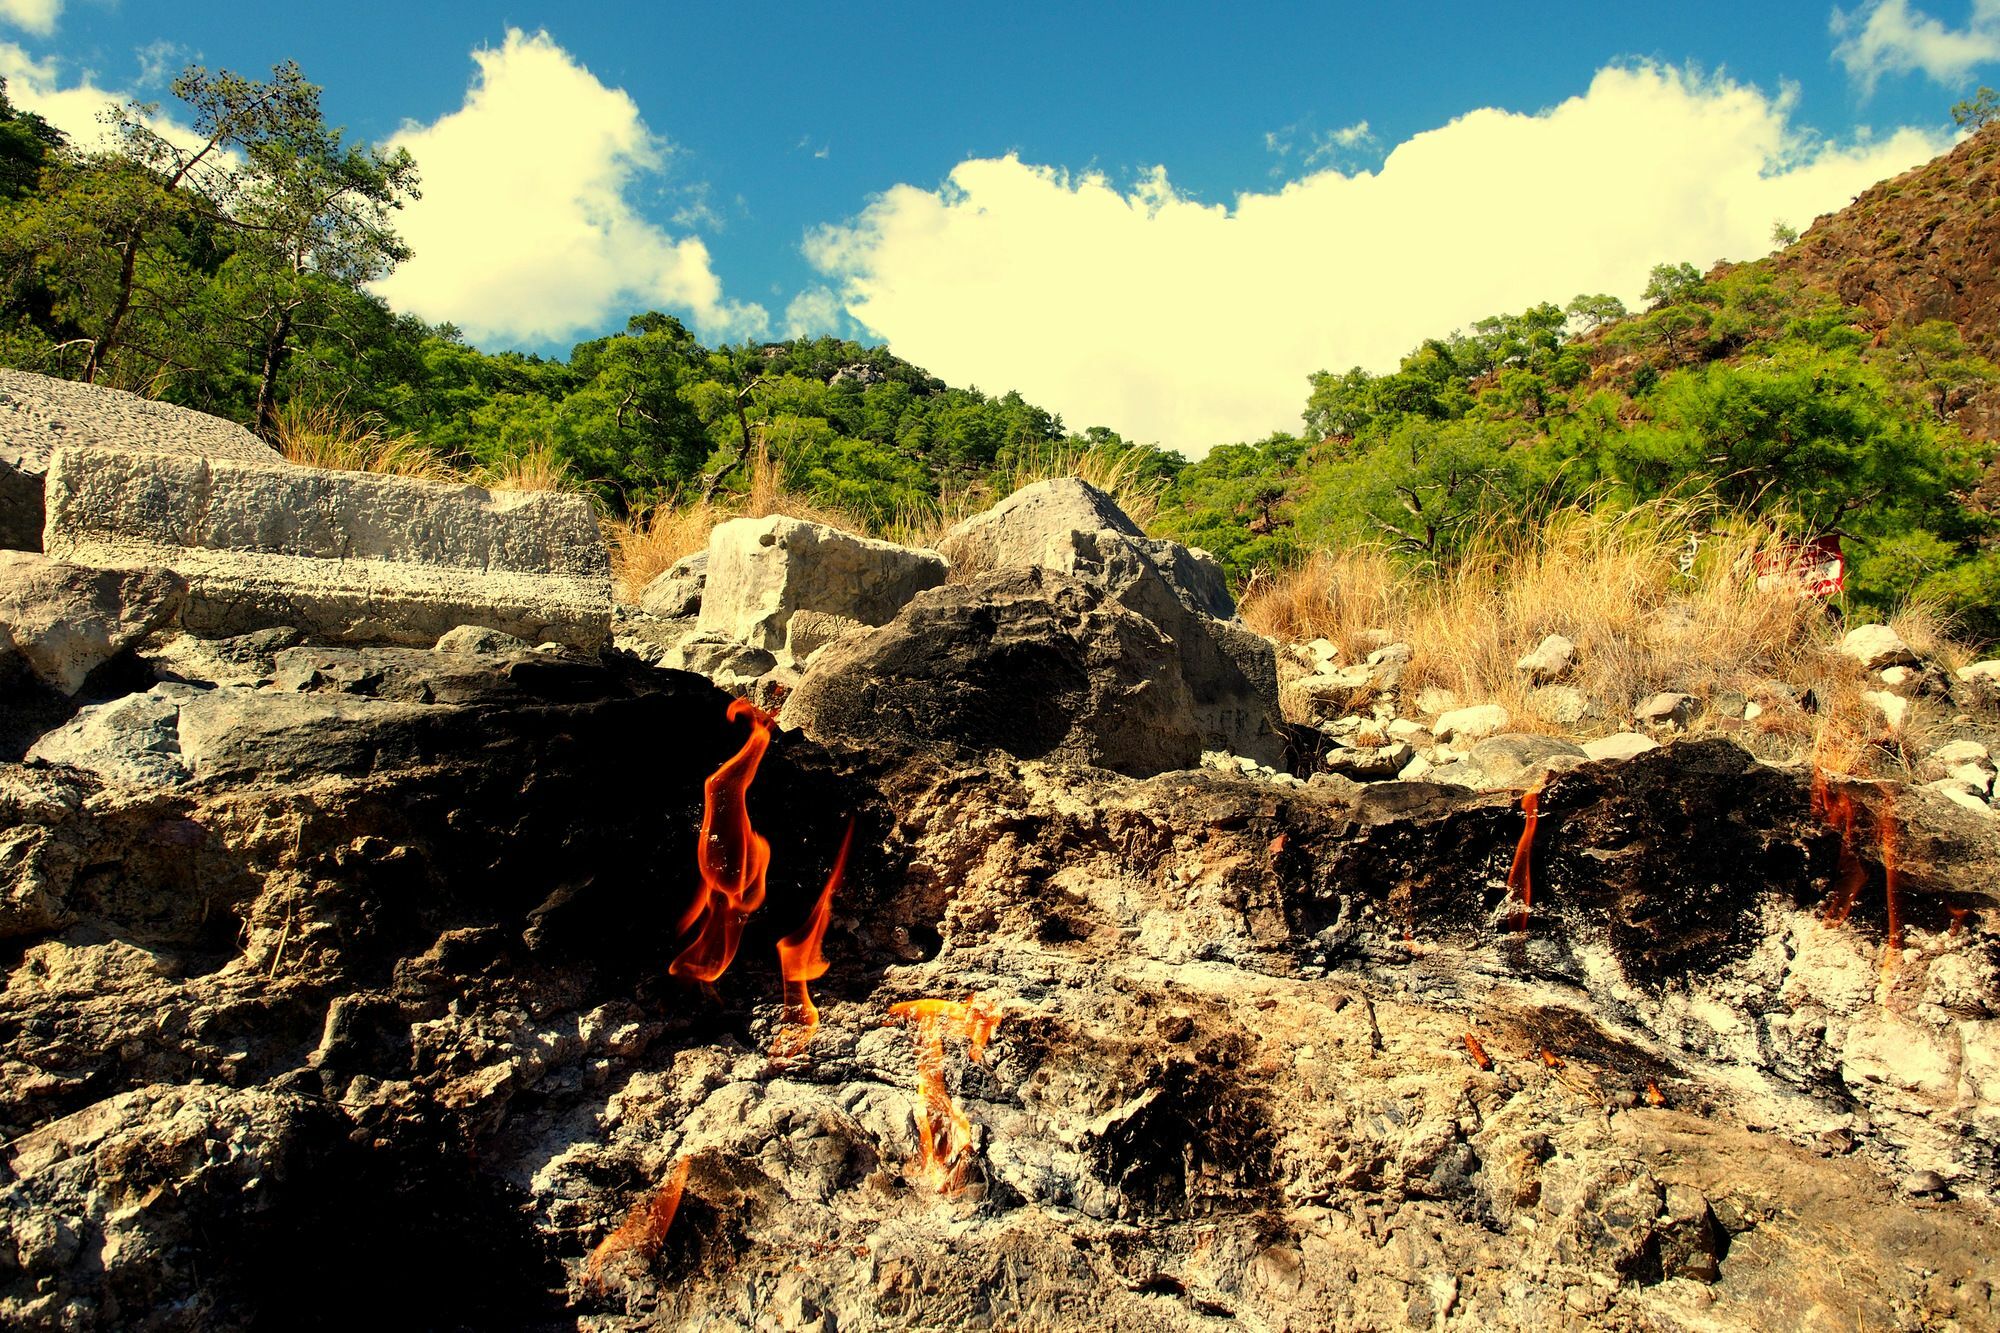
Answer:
(2, 373, 1997, 1331)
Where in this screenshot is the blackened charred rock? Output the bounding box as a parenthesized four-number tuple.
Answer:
(783, 566, 1204, 777)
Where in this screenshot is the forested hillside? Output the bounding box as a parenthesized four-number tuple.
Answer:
(1153, 130, 2000, 638)
(1, 60, 1994, 637)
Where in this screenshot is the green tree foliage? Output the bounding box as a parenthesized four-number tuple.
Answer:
(1160, 261, 1997, 637)
(1952, 86, 1998, 130)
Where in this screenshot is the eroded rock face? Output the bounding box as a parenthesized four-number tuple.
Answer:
(781, 565, 1203, 777)
(697, 515, 948, 652)
(43, 447, 613, 650)
(2, 638, 1998, 1332)
(0, 550, 185, 693)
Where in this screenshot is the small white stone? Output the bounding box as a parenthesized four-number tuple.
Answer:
(1839, 624, 1917, 670)
(1431, 703, 1509, 742)
(1583, 732, 1659, 762)
(1861, 689, 1909, 733)
(1743, 700, 1764, 722)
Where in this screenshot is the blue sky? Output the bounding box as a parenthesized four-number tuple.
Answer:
(4, 2, 1996, 450)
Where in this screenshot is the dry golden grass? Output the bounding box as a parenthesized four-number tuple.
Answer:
(603, 446, 890, 603)
(1243, 501, 1898, 750)
(1008, 442, 1166, 531)
(603, 502, 725, 603)
(273, 399, 460, 482)
(477, 441, 579, 493)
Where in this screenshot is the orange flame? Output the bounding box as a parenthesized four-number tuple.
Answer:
(1812, 769, 1868, 928)
(771, 818, 855, 1057)
(672, 699, 775, 983)
(585, 1157, 690, 1291)
(1506, 782, 1543, 932)
(1644, 1078, 1667, 1107)
(1949, 907, 1968, 937)
(1879, 799, 1902, 977)
(1461, 1032, 1493, 1071)
(1539, 1046, 1565, 1070)
(888, 997, 1003, 1193)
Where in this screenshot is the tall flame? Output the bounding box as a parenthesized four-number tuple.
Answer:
(1812, 768, 1868, 927)
(1506, 782, 1543, 932)
(888, 997, 1003, 1193)
(585, 1157, 690, 1292)
(771, 818, 854, 1057)
(671, 699, 776, 982)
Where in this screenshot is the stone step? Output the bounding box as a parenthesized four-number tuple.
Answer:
(43, 446, 612, 649)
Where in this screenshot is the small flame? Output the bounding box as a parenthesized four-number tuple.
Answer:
(1461, 1032, 1493, 1071)
(672, 699, 776, 983)
(1644, 1078, 1667, 1107)
(1812, 769, 1868, 927)
(1539, 1046, 1565, 1070)
(585, 1157, 690, 1291)
(888, 996, 1004, 1193)
(1879, 799, 1902, 977)
(771, 819, 855, 1058)
(1506, 782, 1544, 932)
(1949, 906, 1968, 937)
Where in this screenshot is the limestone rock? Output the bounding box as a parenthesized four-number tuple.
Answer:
(0, 549, 186, 693)
(781, 566, 1203, 777)
(1527, 684, 1589, 725)
(1583, 732, 1659, 762)
(933, 495, 1280, 762)
(937, 478, 1234, 619)
(1467, 733, 1588, 789)
(1634, 692, 1696, 729)
(1926, 779, 1997, 817)
(1431, 703, 1509, 742)
(637, 550, 708, 618)
(697, 515, 946, 652)
(1323, 741, 1413, 780)
(43, 447, 612, 649)
(1514, 633, 1576, 682)
(786, 609, 866, 662)
(0, 368, 282, 551)
(1840, 623, 1918, 670)
(23, 683, 197, 788)
(1958, 660, 2000, 685)
(1862, 689, 1909, 733)
(435, 624, 529, 654)
(1932, 739, 1993, 769)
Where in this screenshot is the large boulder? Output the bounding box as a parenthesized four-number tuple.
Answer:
(0, 549, 185, 693)
(42, 447, 612, 650)
(934, 480, 1280, 763)
(781, 566, 1204, 777)
(937, 478, 1233, 618)
(697, 515, 947, 654)
(0, 369, 282, 551)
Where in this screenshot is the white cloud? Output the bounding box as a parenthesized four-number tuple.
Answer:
(0, 42, 124, 144)
(782, 287, 844, 338)
(0, 0, 60, 37)
(806, 64, 1949, 455)
(1833, 0, 2000, 90)
(373, 29, 766, 346)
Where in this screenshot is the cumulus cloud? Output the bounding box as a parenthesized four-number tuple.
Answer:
(374, 29, 766, 346)
(807, 65, 1949, 455)
(1833, 0, 2000, 90)
(0, 0, 60, 37)
(782, 287, 845, 338)
(0, 43, 127, 145)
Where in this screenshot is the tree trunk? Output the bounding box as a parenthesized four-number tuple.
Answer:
(253, 308, 294, 442)
(82, 227, 144, 384)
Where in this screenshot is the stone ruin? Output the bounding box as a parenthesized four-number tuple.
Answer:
(1, 370, 1997, 1331)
